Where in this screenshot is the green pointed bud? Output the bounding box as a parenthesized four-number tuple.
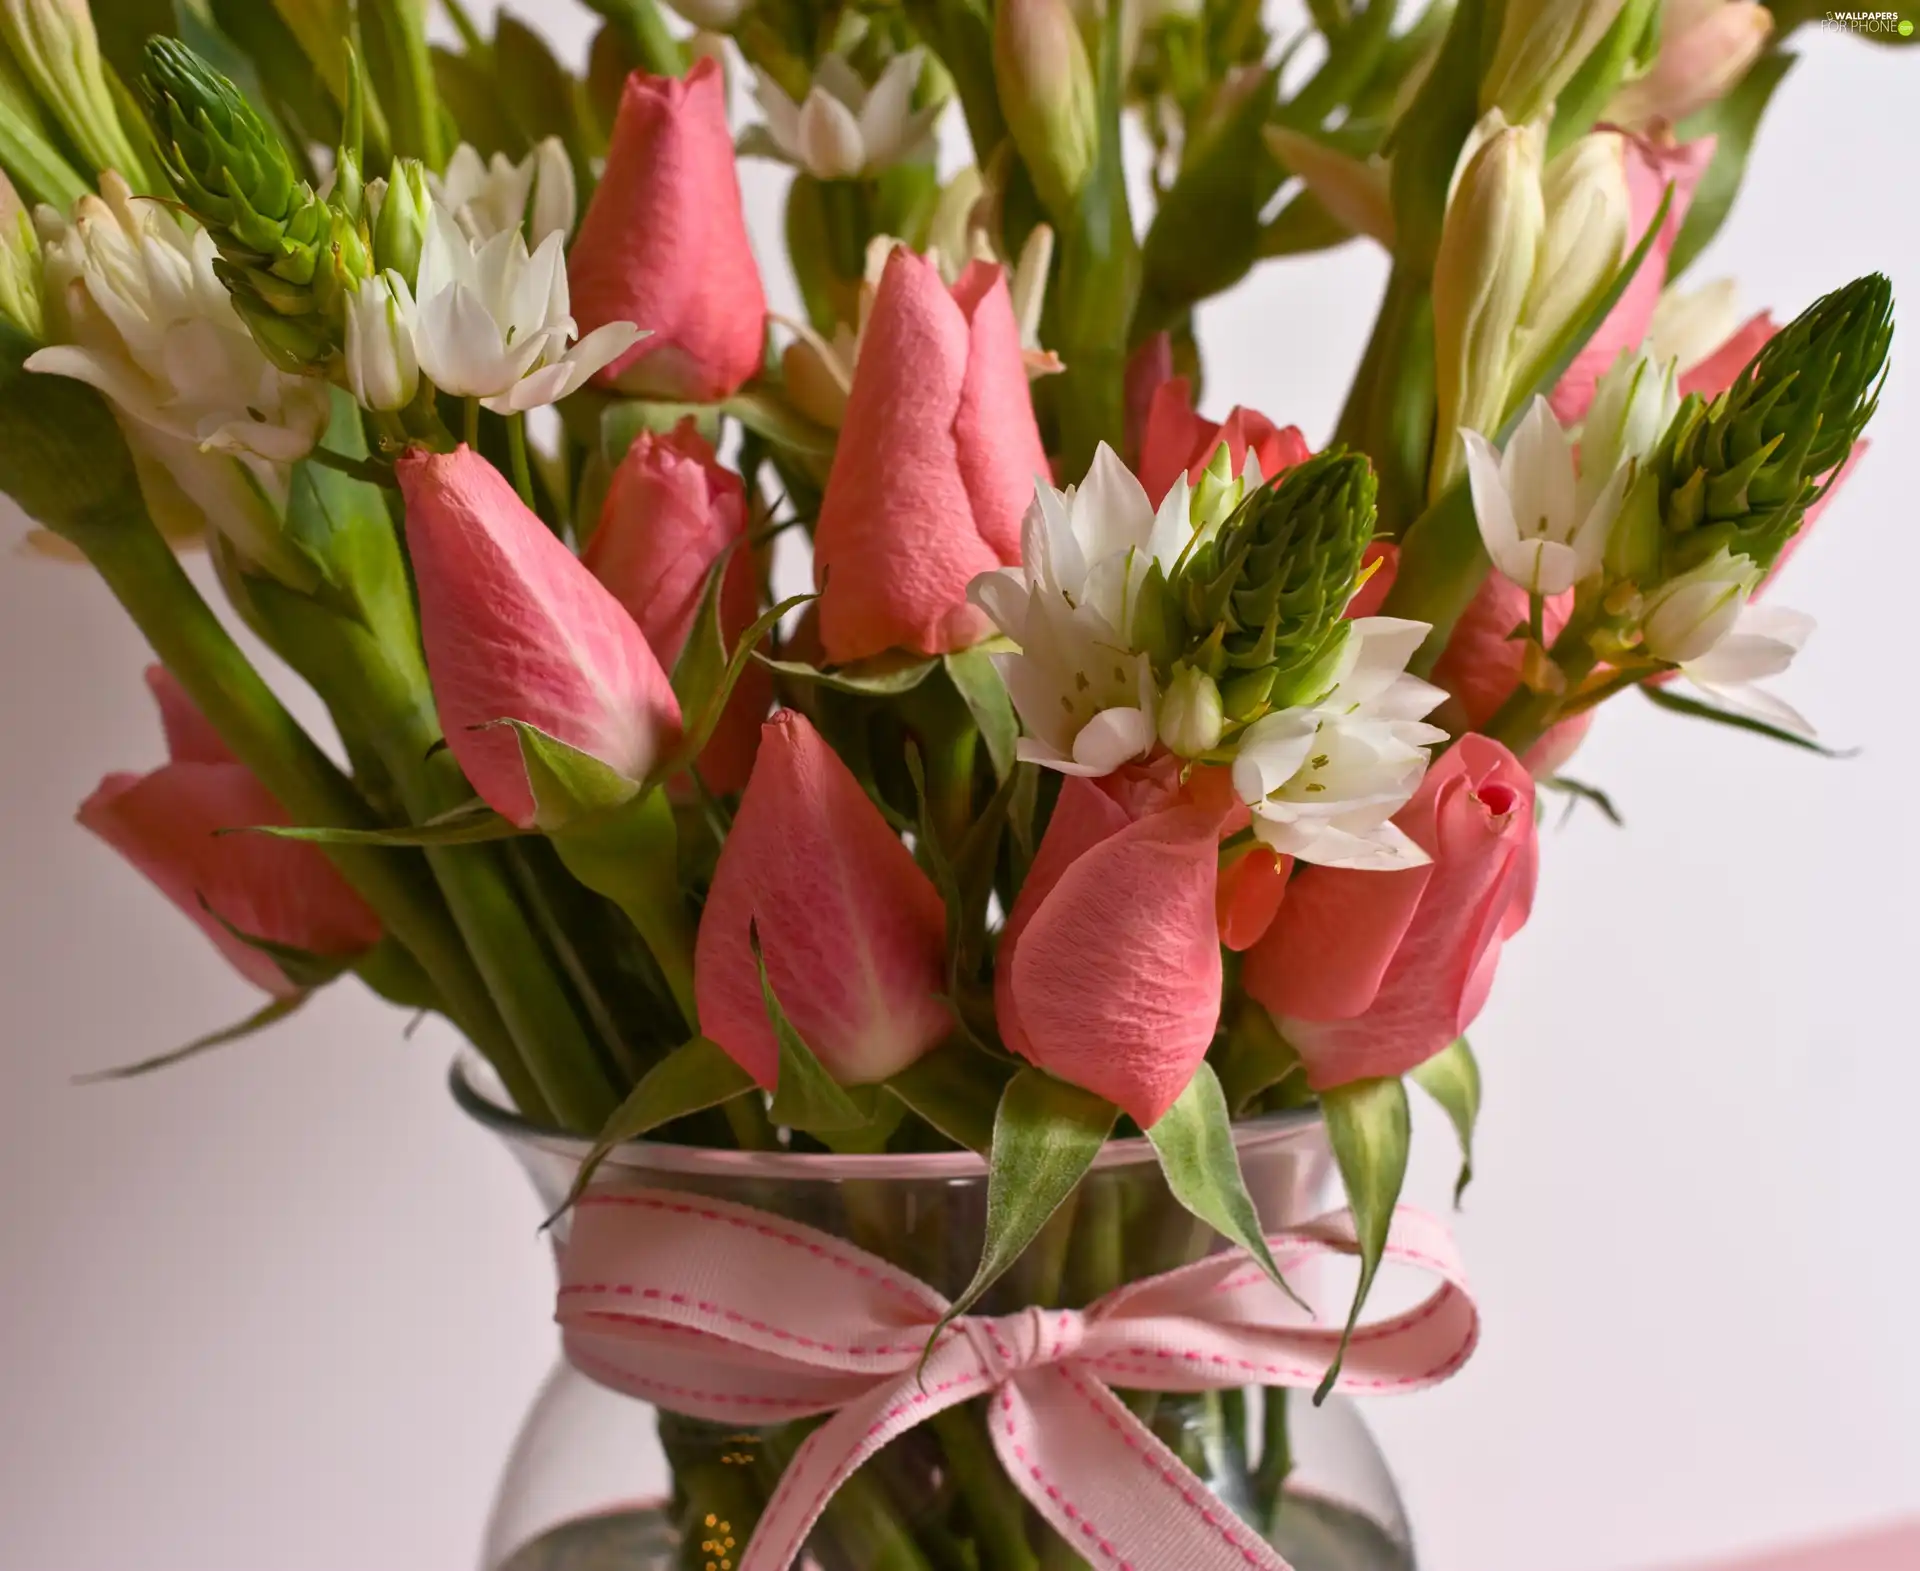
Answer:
(142, 38, 348, 372)
(1189, 440, 1250, 542)
(1172, 450, 1378, 716)
(0, 167, 42, 339)
(994, 0, 1097, 221)
(371, 159, 430, 289)
(1158, 663, 1225, 758)
(0, 0, 150, 187)
(1649, 273, 1892, 579)
(1603, 460, 1663, 586)
(1481, 0, 1631, 127)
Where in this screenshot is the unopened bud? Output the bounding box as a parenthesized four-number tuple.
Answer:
(995, 0, 1098, 220)
(372, 159, 431, 288)
(1430, 111, 1544, 496)
(0, 0, 148, 185)
(1158, 663, 1226, 757)
(528, 137, 577, 247)
(0, 169, 43, 338)
(1517, 131, 1628, 382)
(1264, 126, 1394, 247)
(344, 271, 419, 412)
(1482, 0, 1631, 126)
(1640, 545, 1758, 663)
(1606, 1, 1773, 129)
(1580, 348, 1679, 508)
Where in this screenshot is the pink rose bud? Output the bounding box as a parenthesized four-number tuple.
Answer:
(996, 776, 1229, 1127)
(570, 58, 768, 402)
(1123, 331, 1174, 465)
(1550, 134, 1717, 425)
(1432, 573, 1575, 730)
(1137, 377, 1312, 506)
(695, 711, 951, 1088)
(1244, 734, 1538, 1090)
(813, 248, 1047, 664)
(398, 445, 683, 828)
(1347, 540, 1400, 619)
(584, 422, 770, 793)
(78, 667, 382, 997)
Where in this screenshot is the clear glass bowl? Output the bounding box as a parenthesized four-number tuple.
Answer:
(456, 1053, 1417, 1571)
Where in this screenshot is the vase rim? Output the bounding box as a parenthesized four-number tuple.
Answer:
(450, 1050, 1324, 1180)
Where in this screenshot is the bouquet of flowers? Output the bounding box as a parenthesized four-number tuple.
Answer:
(0, 0, 1896, 1567)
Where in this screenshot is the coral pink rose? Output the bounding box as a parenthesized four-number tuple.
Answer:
(570, 59, 768, 402)
(813, 248, 1047, 664)
(1138, 378, 1312, 505)
(1680, 311, 1777, 399)
(78, 668, 382, 997)
(695, 711, 951, 1088)
(585, 422, 769, 793)
(1550, 135, 1717, 425)
(996, 776, 1229, 1126)
(1243, 734, 1538, 1089)
(399, 446, 682, 828)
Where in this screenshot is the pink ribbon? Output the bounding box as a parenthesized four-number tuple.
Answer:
(556, 1187, 1479, 1571)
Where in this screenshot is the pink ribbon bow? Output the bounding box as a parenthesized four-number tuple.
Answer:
(557, 1188, 1480, 1571)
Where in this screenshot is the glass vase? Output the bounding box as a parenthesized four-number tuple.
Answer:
(456, 1054, 1418, 1571)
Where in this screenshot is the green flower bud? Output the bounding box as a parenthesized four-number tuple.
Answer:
(1158, 663, 1225, 757)
(142, 38, 363, 372)
(0, 167, 42, 339)
(994, 0, 1098, 221)
(1171, 449, 1378, 720)
(1648, 272, 1892, 581)
(371, 158, 430, 290)
(0, 0, 150, 186)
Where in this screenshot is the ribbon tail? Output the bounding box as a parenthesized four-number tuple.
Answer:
(737, 1341, 995, 1571)
(988, 1366, 1295, 1571)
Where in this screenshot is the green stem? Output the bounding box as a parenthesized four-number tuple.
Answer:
(551, 791, 700, 1032)
(506, 412, 537, 510)
(389, 0, 447, 166)
(929, 1409, 1041, 1571)
(463, 396, 480, 450)
(605, 0, 688, 77)
(722, 1094, 780, 1151)
(1255, 1388, 1295, 1533)
(61, 503, 551, 1121)
(309, 447, 397, 489)
(1484, 635, 1599, 758)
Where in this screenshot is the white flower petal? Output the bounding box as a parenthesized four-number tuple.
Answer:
(798, 90, 867, 179)
(1070, 706, 1157, 775)
(1462, 426, 1522, 565)
(1074, 442, 1158, 566)
(859, 49, 923, 159)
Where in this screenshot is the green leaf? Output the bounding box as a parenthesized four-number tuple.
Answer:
(430, 44, 526, 158)
(494, 721, 642, 827)
(555, 1035, 758, 1217)
(1216, 1001, 1309, 1114)
(664, 592, 816, 780)
(250, 801, 529, 847)
(1641, 683, 1856, 756)
(721, 385, 838, 458)
(1316, 1075, 1411, 1402)
(0, 85, 89, 210)
(1669, 52, 1797, 281)
(944, 647, 1019, 783)
(1409, 1039, 1482, 1205)
(1543, 775, 1624, 826)
(758, 651, 939, 696)
(74, 993, 310, 1084)
(943, 1069, 1118, 1325)
(1146, 1064, 1303, 1306)
(201, 898, 357, 991)
(753, 923, 872, 1135)
(494, 14, 587, 166)
(668, 551, 732, 725)
(886, 1038, 1011, 1154)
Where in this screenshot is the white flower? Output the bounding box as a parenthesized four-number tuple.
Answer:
(1461, 395, 1628, 597)
(744, 50, 940, 180)
(968, 444, 1196, 776)
(1580, 349, 1680, 503)
(1640, 545, 1762, 663)
(431, 138, 577, 248)
(1645, 277, 1744, 372)
(1232, 618, 1449, 871)
(1677, 601, 1815, 736)
(344, 272, 419, 412)
(27, 173, 330, 467)
(412, 204, 641, 414)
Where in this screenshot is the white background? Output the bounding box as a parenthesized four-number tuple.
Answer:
(2, 5, 1916, 1569)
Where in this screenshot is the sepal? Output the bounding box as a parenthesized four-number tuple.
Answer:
(1315, 1074, 1411, 1401)
(1409, 1038, 1483, 1205)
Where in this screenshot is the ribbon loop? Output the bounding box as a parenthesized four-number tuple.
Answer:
(558, 1185, 1479, 1571)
